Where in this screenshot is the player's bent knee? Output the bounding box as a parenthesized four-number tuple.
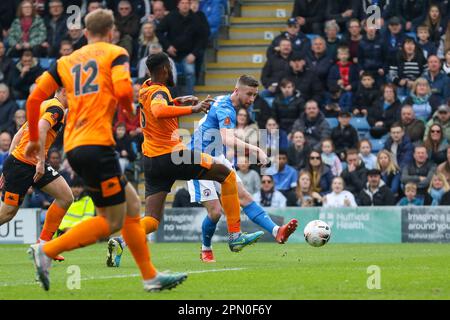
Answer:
(0, 205, 19, 225)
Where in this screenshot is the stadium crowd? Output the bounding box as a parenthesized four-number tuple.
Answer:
(2, 0, 450, 214)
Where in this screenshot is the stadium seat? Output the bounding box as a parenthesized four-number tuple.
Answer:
(398, 95, 406, 103)
(16, 99, 26, 109)
(39, 58, 55, 70)
(306, 34, 318, 41)
(350, 117, 370, 132)
(264, 96, 274, 107)
(325, 117, 338, 128)
(370, 138, 385, 153)
(405, 32, 417, 41)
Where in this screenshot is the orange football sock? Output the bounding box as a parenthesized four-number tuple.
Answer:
(140, 216, 159, 234)
(220, 171, 241, 233)
(39, 202, 67, 241)
(43, 216, 110, 258)
(121, 216, 157, 280)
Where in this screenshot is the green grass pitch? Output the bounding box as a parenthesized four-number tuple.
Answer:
(0, 242, 449, 299)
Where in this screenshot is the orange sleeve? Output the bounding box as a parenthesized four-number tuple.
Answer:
(26, 72, 59, 141)
(150, 97, 192, 119)
(111, 54, 133, 113)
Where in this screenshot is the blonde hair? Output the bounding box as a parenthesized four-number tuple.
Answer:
(411, 77, 431, 96)
(376, 150, 400, 175)
(85, 8, 115, 36)
(428, 173, 450, 193)
(405, 182, 417, 192)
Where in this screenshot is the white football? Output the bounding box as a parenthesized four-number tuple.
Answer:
(304, 220, 331, 247)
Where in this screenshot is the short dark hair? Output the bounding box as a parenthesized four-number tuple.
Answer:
(279, 78, 294, 88)
(278, 149, 288, 157)
(146, 52, 170, 74)
(360, 71, 374, 80)
(346, 148, 359, 157)
(390, 122, 404, 130)
(237, 75, 259, 88)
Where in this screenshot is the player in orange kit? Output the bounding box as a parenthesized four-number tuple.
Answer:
(26, 9, 186, 292)
(0, 88, 72, 262)
(106, 53, 266, 267)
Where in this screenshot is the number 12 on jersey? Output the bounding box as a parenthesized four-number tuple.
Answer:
(71, 60, 99, 96)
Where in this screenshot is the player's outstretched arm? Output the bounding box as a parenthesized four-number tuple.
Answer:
(220, 128, 269, 166)
(33, 119, 51, 183)
(9, 126, 25, 154)
(150, 95, 213, 119)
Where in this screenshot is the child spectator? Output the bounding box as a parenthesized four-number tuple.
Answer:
(114, 122, 136, 173)
(352, 72, 379, 116)
(323, 176, 357, 208)
(397, 182, 424, 205)
(331, 111, 359, 160)
(323, 85, 352, 117)
(236, 156, 261, 196)
(416, 25, 437, 58)
(358, 139, 377, 170)
(427, 173, 450, 205)
(321, 138, 342, 176)
(327, 45, 358, 95)
(295, 171, 322, 207)
(287, 130, 311, 171)
(273, 78, 304, 133)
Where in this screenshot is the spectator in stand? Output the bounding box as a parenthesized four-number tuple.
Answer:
(416, 25, 438, 59)
(190, 0, 210, 83)
(43, 0, 67, 57)
(390, 37, 427, 97)
(272, 78, 304, 133)
(142, 0, 167, 26)
(287, 130, 311, 171)
(331, 111, 359, 161)
(253, 175, 287, 208)
(7, 109, 26, 137)
(58, 40, 73, 58)
(443, 48, 450, 75)
(421, 4, 446, 47)
(376, 149, 401, 197)
(138, 42, 177, 83)
(341, 148, 368, 195)
(325, 0, 355, 32)
(261, 39, 292, 97)
(368, 83, 402, 139)
(320, 138, 342, 176)
(198, 0, 222, 40)
(235, 107, 258, 146)
(357, 168, 396, 206)
(265, 118, 288, 155)
(64, 24, 87, 51)
(342, 18, 362, 64)
(115, 0, 140, 38)
(323, 84, 352, 117)
(400, 104, 426, 143)
(252, 95, 273, 129)
(156, 0, 209, 95)
(136, 22, 159, 65)
(425, 104, 450, 142)
(403, 78, 433, 122)
(47, 149, 72, 184)
(382, 17, 406, 74)
(324, 20, 342, 60)
(423, 55, 448, 108)
(86, 1, 103, 14)
(0, 84, 18, 133)
(423, 123, 448, 165)
(357, 22, 385, 85)
(354, 0, 390, 25)
(359, 139, 377, 170)
(397, 182, 424, 206)
(0, 1, 17, 37)
(267, 18, 310, 60)
(115, 83, 142, 144)
(304, 149, 333, 196)
(427, 173, 450, 205)
(305, 37, 334, 87)
(112, 24, 133, 57)
(437, 146, 450, 185)
(291, 100, 331, 149)
(352, 71, 379, 116)
(236, 156, 260, 196)
(323, 176, 357, 208)
(0, 42, 13, 85)
(291, 0, 325, 35)
(0, 131, 11, 172)
(114, 122, 137, 173)
(437, 21, 450, 59)
(288, 52, 323, 104)
(10, 50, 43, 100)
(386, 0, 427, 32)
(401, 144, 436, 195)
(7, 0, 47, 58)
(327, 45, 358, 96)
(384, 122, 414, 167)
(295, 171, 323, 207)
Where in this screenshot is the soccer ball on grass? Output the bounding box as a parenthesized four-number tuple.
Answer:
(304, 220, 331, 247)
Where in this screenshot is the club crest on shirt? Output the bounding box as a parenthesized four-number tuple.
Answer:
(203, 188, 211, 197)
(224, 117, 231, 126)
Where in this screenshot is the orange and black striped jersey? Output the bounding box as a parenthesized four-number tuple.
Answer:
(139, 79, 193, 157)
(33, 42, 132, 152)
(12, 98, 65, 166)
